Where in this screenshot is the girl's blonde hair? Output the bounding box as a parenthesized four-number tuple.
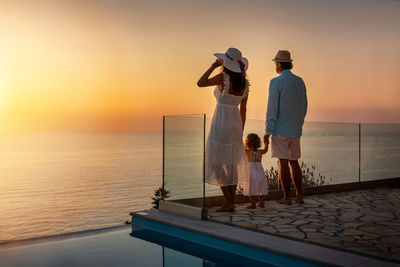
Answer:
(245, 133, 261, 150)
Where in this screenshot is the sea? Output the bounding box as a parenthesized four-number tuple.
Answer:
(1, 120, 399, 243)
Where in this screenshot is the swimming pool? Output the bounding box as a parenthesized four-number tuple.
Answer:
(132, 216, 318, 267)
(0, 223, 317, 267)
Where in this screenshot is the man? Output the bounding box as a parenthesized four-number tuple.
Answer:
(264, 50, 308, 205)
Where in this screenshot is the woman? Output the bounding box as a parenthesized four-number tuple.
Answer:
(197, 47, 249, 212)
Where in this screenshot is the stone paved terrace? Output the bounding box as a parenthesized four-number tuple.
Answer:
(208, 187, 400, 263)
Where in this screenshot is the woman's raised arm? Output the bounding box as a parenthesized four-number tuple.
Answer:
(197, 59, 223, 87)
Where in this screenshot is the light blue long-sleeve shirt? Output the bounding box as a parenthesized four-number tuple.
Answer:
(265, 70, 308, 138)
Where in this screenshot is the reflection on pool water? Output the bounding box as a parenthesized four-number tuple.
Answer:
(0, 226, 317, 267)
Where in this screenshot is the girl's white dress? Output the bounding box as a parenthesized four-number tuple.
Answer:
(205, 72, 249, 186)
(243, 151, 268, 196)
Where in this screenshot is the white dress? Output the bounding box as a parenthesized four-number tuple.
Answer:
(205, 72, 249, 186)
(243, 151, 268, 196)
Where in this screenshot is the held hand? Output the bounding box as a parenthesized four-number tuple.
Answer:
(263, 134, 270, 144)
(211, 58, 223, 69)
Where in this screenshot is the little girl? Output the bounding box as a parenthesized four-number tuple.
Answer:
(243, 133, 269, 209)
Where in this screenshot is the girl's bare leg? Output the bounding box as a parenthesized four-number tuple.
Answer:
(246, 196, 256, 209)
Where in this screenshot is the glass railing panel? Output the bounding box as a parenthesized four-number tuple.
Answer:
(204, 117, 220, 197)
(205, 119, 359, 196)
(301, 122, 359, 185)
(163, 115, 205, 202)
(360, 123, 400, 181)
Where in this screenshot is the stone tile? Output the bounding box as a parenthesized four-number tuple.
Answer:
(359, 225, 399, 236)
(323, 221, 340, 227)
(365, 212, 396, 220)
(275, 212, 296, 217)
(306, 232, 330, 239)
(302, 199, 321, 205)
(309, 238, 342, 247)
(359, 214, 388, 223)
(376, 221, 400, 228)
(280, 231, 305, 239)
(248, 219, 271, 225)
(269, 219, 293, 226)
(231, 216, 250, 222)
(340, 229, 366, 236)
(234, 210, 254, 215)
(339, 212, 363, 220)
(274, 224, 295, 229)
(355, 240, 373, 246)
(210, 216, 231, 223)
(320, 226, 341, 234)
(277, 228, 299, 233)
(231, 221, 257, 229)
(292, 219, 309, 226)
(252, 215, 274, 220)
(319, 211, 338, 216)
(342, 221, 365, 229)
(299, 224, 318, 232)
(379, 236, 400, 246)
(302, 211, 319, 216)
(258, 226, 278, 233)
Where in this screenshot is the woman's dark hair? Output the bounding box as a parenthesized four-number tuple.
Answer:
(245, 133, 261, 150)
(279, 62, 293, 70)
(223, 63, 246, 92)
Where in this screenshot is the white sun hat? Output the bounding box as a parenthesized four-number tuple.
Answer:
(214, 47, 249, 73)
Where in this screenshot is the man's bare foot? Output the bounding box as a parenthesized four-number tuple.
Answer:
(277, 198, 292, 205)
(246, 204, 256, 209)
(296, 195, 304, 204)
(258, 202, 265, 208)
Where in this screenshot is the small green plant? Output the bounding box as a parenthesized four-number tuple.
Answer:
(152, 187, 170, 209)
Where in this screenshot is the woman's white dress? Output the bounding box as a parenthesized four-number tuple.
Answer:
(243, 151, 268, 196)
(205, 72, 249, 186)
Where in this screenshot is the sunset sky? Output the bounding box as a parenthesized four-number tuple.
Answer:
(0, 0, 399, 132)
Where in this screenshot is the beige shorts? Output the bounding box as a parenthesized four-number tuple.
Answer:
(271, 135, 301, 160)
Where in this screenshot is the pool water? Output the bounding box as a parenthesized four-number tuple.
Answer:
(0, 226, 317, 267)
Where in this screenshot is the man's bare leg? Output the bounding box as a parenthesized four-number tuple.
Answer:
(289, 160, 304, 204)
(277, 159, 292, 205)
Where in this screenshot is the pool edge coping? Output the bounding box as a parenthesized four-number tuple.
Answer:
(130, 209, 399, 267)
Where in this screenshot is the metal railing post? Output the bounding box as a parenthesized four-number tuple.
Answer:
(359, 123, 361, 183)
(203, 114, 206, 209)
(162, 116, 165, 192)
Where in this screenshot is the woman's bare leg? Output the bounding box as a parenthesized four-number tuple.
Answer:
(217, 186, 232, 212)
(258, 195, 265, 208)
(230, 185, 237, 207)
